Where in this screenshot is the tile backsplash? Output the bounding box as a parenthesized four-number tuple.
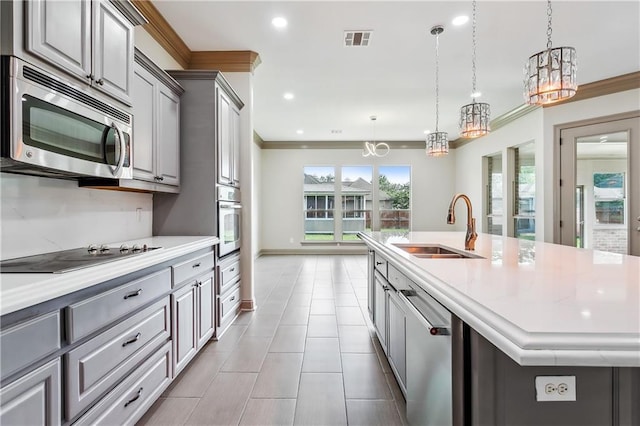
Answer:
(1, 174, 152, 259)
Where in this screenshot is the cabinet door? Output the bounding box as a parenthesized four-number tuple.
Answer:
(367, 251, 375, 322)
(157, 85, 181, 186)
(196, 275, 215, 348)
(0, 359, 61, 426)
(217, 88, 233, 184)
(132, 63, 156, 182)
(26, 0, 91, 82)
(388, 291, 406, 391)
(373, 272, 387, 352)
(231, 105, 241, 185)
(171, 284, 197, 377)
(92, 0, 134, 105)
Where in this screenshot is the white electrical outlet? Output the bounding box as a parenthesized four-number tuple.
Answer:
(535, 376, 576, 401)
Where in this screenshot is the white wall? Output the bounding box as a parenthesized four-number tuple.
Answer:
(134, 27, 183, 70)
(0, 174, 152, 259)
(454, 108, 545, 237)
(260, 147, 456, 252)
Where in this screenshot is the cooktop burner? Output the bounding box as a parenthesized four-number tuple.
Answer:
(0, 244, 162, 273)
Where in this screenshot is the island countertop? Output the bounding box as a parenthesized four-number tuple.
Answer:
(0, 236, 218, 316)
(359, 231, 640, 367)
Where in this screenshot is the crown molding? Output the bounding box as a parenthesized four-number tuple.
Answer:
(131, 0, 191, 69)
(543, 70, 640, 107)
(190, 51, 261, 73)
(111, 0, 147, 26)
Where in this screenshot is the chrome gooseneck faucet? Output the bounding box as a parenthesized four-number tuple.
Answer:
(447, 193, 477, 251)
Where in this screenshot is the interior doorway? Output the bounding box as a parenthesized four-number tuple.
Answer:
(558, 114, 640, 256)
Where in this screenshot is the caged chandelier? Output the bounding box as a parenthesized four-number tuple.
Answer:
(426, 25, 448, 157)
(524, 0, 577, 105)
(459, 0, 490, 138)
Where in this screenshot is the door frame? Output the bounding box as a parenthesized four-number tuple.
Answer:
(554, 110, 640, 254)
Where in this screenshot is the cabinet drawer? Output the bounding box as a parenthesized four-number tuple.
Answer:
(65, 298, 170, 420)
(0, 311, 60, 378)
(388, 264, 411, 291)
(374, 252, 388, 279)
(74, 342, 172, 426)
(218, 285, 240, 328)
(172, 251, 215, 288)
(66, 269, 171, 343)
(218, 255, 240, 293)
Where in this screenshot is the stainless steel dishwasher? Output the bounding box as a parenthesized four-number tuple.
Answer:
(399, 285, 452, 426)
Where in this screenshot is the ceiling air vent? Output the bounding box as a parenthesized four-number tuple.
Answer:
(344, 30, 372, 47)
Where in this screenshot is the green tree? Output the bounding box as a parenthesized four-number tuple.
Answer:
(379, 175, 410, 209)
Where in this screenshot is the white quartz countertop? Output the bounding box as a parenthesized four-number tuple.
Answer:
(0, 236, 218, 316)
(359, 231, 640, 367)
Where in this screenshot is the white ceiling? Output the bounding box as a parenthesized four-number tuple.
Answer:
(152, 1, 640, 143)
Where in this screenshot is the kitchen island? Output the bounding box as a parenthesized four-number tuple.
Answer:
(359, 231, 639, 426)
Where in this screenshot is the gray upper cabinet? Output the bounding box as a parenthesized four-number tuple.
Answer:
(216, 80, 242, 186)
(131, 49, 183, 190)
(26, 0, 91, 80)
(25, 0, 138, 106)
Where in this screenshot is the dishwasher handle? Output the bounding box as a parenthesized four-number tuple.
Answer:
(399, 289, 450, 336)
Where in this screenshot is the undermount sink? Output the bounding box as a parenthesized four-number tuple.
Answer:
(392, 243, 484, 259)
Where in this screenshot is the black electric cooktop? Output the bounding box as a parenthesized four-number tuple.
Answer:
(0, 244, 161, 274)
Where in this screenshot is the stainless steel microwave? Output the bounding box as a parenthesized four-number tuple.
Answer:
(1, 56, 132, 179)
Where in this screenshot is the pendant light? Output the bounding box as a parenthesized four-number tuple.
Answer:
(426, 25, 448, 157)
(362, 115, 389, 158)
(524, 0, 577, 105)
(459, 0, 490, 138)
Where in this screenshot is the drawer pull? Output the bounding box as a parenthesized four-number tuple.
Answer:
(122, 332, 142, 347)
(192, 262, 201, 268)
(230, 267, 235, 272)
(123, 289, 142, 300)
(124, 387, 143, 408)
(230, 296, 236, 301)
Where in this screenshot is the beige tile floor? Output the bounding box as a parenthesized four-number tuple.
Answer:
(137, 255, 407, 426)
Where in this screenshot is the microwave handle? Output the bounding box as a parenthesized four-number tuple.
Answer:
(111, 123, 126, 177)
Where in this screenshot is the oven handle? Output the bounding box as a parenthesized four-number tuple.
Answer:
(219, 203, 242, 209)
(111, 123, 126, 177)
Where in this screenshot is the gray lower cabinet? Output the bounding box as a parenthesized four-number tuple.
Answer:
(65, 298, 170, 420)
(74, 342, 172, 426)
(387, 290, 407, 393)
(373, 271, 388, 352)
(0, 359, 60, 426)
(171, 271, 215, 376)
(216, 253, 241, 338)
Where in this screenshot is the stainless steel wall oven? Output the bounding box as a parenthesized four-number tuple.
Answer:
(217, 185, 241, 257)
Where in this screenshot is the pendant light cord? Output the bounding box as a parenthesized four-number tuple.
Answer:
(471, 0, 477, 97)
(435, 30, 440, 132)
(546, 0, 553, 49)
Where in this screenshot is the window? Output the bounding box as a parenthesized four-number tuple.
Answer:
(593, 173, 625, 225)
(379, 166, 411, 234)
(302, 165, 411, 241)
(513, 142, 535, 240)
(485, 154, 503, 235)
(303, 166, 335, 240)
(341, 166, 372, 240)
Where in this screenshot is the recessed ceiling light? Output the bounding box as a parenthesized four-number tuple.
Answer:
(296, 129, 304, 134)
(283, 92, 294, 100)
(272, 17, 287, 28)
(452, 15, 469, 26)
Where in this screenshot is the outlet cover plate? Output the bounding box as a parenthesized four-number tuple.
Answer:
(535, 376, 576, 401)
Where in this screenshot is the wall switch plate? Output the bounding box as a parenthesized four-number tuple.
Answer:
(535, 376, 576, 401)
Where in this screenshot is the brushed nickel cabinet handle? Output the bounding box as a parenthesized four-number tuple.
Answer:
(123, 289, 142, 299)
(124, 387, 143, 408)
(122, 332, 141, 347)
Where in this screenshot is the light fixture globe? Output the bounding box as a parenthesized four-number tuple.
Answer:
(459, 101, 490, 138)
(524, 46, 577, 105)
(524, 0, 577, 105)
(426, 131, 449, 157)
